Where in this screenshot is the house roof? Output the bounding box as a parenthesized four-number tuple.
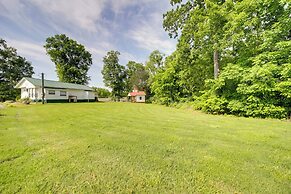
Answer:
(15, 77, 93, 91)
(128, 91, 146, 96)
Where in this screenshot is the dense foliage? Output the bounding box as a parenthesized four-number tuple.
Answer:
(125, 61, 149, 93)
(44, 34, 92, 85)
(101, 51, 126, 101)
(154, 0, 291, 119)
(101, 51, 163, 100)
(0, 39, 34, 101)
(145, 50, 165, 98)
(92, 87, 111, 98)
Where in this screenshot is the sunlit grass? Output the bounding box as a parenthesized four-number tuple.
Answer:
(0, 103, 290, 193)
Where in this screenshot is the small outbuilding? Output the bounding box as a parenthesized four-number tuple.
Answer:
(128, 88, 146, 103)
(15, 77, 95, 103)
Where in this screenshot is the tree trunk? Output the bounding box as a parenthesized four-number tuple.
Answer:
(214, 50, 219, 79)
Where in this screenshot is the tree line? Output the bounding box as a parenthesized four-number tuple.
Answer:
(1, 0, 290, 119)
(154, 0, 290, 119)
(0, 34, 164, 102)
(101, 50, 164, 101)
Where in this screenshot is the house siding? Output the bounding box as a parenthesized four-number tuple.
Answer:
(135, 95, 145, 103)
(44, 88, 95, 101)
(16, 79, 95, 103)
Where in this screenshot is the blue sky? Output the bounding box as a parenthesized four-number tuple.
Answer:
(0, 0, 177, 87)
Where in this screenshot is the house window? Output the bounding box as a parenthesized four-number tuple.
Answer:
(139, 96, 142, 100)
(60, 91, 66, 96)
(48, 90, 55, 95)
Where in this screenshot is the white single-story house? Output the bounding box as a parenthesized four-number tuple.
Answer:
(128, 88, 146, 103)
(15, 77, 95, 103)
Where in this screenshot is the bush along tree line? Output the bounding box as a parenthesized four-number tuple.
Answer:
(92, 87, 111, 98)
(151, 0, 290, 119)
(101, 50, 164, 101)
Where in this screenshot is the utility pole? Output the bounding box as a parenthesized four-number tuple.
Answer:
(41, 73, 45, 104)
(87, 91, 89, 102)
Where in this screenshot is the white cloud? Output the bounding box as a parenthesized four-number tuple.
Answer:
(128, 13, 176, 55)
(0, 0, 34, 28)
(88, 47, 106, 58)
(29, 0, 107, 32)
(0, 0, 23, 17)
(4, 39, 58, 80)
(110, 0, 136, 14)
(120, 51, 141, 64)
(0, 0, 176, 87)
(6, 39, 47, 62)
(110, 0, 154, 15)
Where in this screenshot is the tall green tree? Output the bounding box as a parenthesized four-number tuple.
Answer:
(145, 50, 165, 77)
(125, 61, 149, 92)
(44, 34, 92, 84)
(145, 50, 165, 97)
(222, 0, 289, 66)
(101, 51, 126, 101)
(159, 0, 289, 100)
(151, 52, 181, 104)
(163, 0, 229, 79)
(0, 39, 34, 101)
(193, 0, 291, 119)
(158, 0, 230, 101)
(154, 0, 291, 119)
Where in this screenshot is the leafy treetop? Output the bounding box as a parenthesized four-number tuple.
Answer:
(44, 34, 92, 85)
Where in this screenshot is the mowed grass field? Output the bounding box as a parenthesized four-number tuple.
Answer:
(0, 103, 290, 193)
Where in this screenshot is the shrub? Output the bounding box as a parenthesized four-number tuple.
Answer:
(19, 97, 31, 104)
(193, 63, 291, 119)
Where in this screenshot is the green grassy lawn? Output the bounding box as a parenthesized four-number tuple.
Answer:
(0, 103, 290, 193)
